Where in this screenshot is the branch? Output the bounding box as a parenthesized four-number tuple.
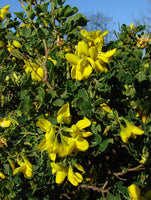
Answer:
(110, 164, 145, 181)
(78, 180, 110, 200)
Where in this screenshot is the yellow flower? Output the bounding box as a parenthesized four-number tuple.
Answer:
(57, 103, 71, 124)
(120, 122, 144, 143)
(23, 60, 44, 82)
(51, 162, 68, 184)
(68, 165, 83, 186)
(57, 136, 75, 157)
(128, 184, 141, 200)
(128, 184, 150, 200)
(0, 117, 11, 128)
(81, 29, 108, 49)
(51, 162, 84, 186)
(66, 36, 116, 79)
(12, 40, 22, 48)
(0, 5, 10, 22)
(65, 41, 94, 80)
(36, 118, 52, 133)
(0, 172, 5, 179)
(70, 117, 92, 152)
(13, 156, 33, 178)
(71, 117, 92, 138)
(37, 118, 56, 153)
(130, 23, 134, 29)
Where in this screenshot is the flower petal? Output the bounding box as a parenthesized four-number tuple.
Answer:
(36, 118, 51, 133)
(76, 117, 91, 130)
(65, 53, 79, 65)
(128, 184, 140, 199)
(56, 170, 67, 184)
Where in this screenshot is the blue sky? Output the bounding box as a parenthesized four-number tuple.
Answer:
(0, 0, 150, 31)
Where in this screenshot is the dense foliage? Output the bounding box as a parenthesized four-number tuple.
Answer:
(0, 0, 151, 199)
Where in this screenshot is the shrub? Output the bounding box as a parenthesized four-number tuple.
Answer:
(0, 1, 151, 199)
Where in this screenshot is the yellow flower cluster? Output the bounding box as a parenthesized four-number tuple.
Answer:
(37, 103, 92, 185)
(37, 103, 92, 160)
(0, 5, 10, 22)
(65, 29, 116, 81)
(128, 184, 151, 200)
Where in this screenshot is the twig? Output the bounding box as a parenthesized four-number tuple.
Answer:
(111, 164, 145, 181)
(79, 180, 110, 200)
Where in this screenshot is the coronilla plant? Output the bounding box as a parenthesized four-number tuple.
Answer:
(0, 1, 151, 199)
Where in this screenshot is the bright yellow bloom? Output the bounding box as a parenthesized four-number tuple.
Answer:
(120, 122, 144, 143)
(36, 118, 52, 133)
(71, 117, 92, 138)
(13, 156, 33, 178)
(128, 184, 141, 200)
(81, 29, 108, 49)
(66, 33, 116, 79)
(51, 162, 68, 184)
(130, 23, 134, 30)
(97, 48, 117, 64)
(0, 117, 11, 128)
(12, 40, 22, 48)
(128, 184, 151, 200)
(0, 172, 5, 179)
(0, 5, 10, 22)
(51, 162, 84, 186)
(57, 103, 71, 124)
(69, 117, 92, 152)
(23, 60, 44, 82)
(37, 118, 56, 153)
(65, 41, 94, 80)
(68, 165, 83, 186)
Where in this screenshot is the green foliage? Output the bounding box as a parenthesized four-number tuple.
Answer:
(0, 1, 151, 200)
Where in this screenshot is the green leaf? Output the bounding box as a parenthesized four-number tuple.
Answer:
(78, 88, 89, 101)
(4, 164, 10, 174)
(37, 28, 48, 39)
(94, 133, 102, 145)
(106, 193, 121, 200)
(46, 61, 54, 80)
(19, 95, 32, 112)
(10, 49, 25, 59)
(6, 33, 24, 42)
(37, 87, 45, 108)
(53, 99, 64, 106)
(99, 140, 108, 152)
(13, 11, 24, 20)
(22, 27, 32, 37)
(138, 72, 146, 82)
(6, 21, 20, 29)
